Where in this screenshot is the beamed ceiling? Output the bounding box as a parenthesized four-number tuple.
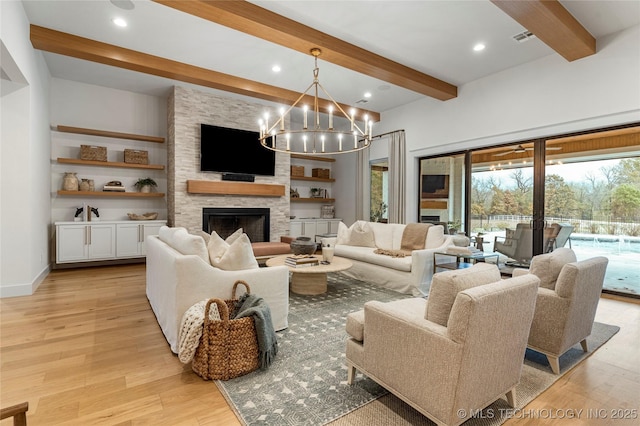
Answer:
(19, 0, 640, 118)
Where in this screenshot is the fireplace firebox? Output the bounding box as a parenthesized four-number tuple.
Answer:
(203, 208, 270, 242)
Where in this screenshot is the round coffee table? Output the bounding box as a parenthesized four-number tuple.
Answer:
(266, 254, 352, 295)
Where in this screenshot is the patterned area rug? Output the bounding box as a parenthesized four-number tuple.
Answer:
(214, 273, 412, 425)
(215, 273, 619, 426)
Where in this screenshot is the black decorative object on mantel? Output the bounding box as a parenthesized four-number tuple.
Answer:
(74, 207, 84, 218)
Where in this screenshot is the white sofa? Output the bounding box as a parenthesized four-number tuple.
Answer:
(329, 221, 453, 296)
(145, 227, 289, 354)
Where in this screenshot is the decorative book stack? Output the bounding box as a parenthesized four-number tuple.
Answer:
(103, 184, 126, 192)
(285, 255, 319, 268)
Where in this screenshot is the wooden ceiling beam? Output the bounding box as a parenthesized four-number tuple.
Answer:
(29, 25, 379, 121)
(491, 0, 595, 61)
(154, 0, 458, 101)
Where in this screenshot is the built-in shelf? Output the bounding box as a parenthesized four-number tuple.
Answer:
(290, 176, 336, 183)
(56, 125, 165, 143)
(290, 154, 336, 163)
(57, 190, 165, 198)
(187, 180, 286, 197)
(291, 198, 335, 203)
(57, 157, 165, 170)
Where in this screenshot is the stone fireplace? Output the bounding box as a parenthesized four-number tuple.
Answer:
(167, 86, 290, 241)
(203, 208, 270, 242)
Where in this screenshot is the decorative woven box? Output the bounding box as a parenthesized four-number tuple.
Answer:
(290, 165, 304, 177)
(124, 149, 149, 165)
(80, 145, 107, 162)
(312, 168, 330, 179)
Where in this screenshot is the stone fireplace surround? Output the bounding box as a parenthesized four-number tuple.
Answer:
(167, 86, 290, 242)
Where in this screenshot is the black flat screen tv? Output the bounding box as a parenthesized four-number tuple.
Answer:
(200, 123, 275, 176)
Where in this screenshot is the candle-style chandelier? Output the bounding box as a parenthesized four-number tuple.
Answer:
(258, 48, 373, 155)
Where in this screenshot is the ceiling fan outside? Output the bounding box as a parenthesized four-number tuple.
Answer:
(493, 144, 562, 157)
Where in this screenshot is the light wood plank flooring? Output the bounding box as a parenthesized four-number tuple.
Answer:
(1, 264, 638, 425)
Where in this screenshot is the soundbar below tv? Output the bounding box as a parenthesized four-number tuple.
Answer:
(200, 123, 276, 176)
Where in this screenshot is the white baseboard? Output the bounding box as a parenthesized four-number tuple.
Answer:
(0, 264, 51, 298)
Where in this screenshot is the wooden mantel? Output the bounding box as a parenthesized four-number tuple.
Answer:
(186, 180, 285, 197)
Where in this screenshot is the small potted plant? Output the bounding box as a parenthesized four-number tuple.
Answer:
(134, 177, 157, 193)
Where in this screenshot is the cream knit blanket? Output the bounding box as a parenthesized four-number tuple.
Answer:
(178, 299, 221, 364)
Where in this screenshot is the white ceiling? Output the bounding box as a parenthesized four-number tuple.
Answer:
(20, 0, 640, 113)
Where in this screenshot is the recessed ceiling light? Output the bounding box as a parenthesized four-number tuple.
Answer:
(364, 92, 372, 98)
(272, 65, 281, 73)
(473, 43, 486, 52)
(112, 17, 127, 27)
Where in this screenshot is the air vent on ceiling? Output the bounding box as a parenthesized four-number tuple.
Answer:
(355, 99, 369, 104)
(513, 30, 536, 43)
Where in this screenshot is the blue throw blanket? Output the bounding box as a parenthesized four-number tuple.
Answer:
(234, 293, 278, 369)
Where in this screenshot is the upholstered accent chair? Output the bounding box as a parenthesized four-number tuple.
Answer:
(345, 264, 540, 426)
(513, 249, 608, 374)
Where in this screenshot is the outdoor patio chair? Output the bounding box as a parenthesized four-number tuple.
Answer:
(550, 223, 573, 251)
(493, 223, 533, 266)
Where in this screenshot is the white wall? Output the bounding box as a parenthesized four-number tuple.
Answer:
(1, 0, 52, 296)
(50, 79, 167, 225)
(373, 24, 640, 223)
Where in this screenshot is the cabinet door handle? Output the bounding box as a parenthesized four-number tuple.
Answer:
(139, 225, 143, 243)
(87, 226, 92, 245)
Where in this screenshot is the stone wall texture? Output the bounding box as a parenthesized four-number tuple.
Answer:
(167, 86, 290, 241)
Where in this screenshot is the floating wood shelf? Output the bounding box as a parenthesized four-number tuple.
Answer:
(57, 190, 165, 198)
(290, 154, 336, 163)
(290, 176, 335, 183)
(291, 198, 335, 203)
(187, 180, 285, 197)
(56, 125, 165, 143)
(57, 158, 165, 170)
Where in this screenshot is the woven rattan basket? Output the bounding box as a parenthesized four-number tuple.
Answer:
(191, 281, 259, 381)
(80, 145, 107, 162)
(124, 149, 149, 165)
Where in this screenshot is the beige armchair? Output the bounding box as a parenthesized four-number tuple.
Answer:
(345, 264, 540, 426)
(513, 249, 608, 374)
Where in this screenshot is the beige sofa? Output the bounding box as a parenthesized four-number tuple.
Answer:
(345, 264, 540, 426)
(145, 226, 289, 354)
(328, 221, 453, 296)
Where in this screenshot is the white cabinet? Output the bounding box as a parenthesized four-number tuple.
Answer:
(116, 222, 164, 257)
(290, 219, 341, 238)
(56, 220, 165, 264)
(56, 223, 116, 263)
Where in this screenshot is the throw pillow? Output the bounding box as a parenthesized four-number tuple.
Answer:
(169, 228, 210, 265)
(529, 247, 577, 289)
(225, 227, 243, 245)
(425, 263, 501, 327)
(208, 232, 259, 270)
(193, 230, 211, 244)
(336, 221, 350, 245)
(158, 225, 186, 247)
(348, 221, 376, 248)
(425, 225, 445, 249)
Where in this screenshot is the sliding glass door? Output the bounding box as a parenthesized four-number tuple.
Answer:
(470, 144, 534, 263)
(422, 125, 639, 297)
(543, 128, 640, 296)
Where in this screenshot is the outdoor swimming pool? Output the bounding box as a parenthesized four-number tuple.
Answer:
(481, 232, 640, 295)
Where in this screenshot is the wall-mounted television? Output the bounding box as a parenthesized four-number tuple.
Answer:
(200, 123, 275, 176)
